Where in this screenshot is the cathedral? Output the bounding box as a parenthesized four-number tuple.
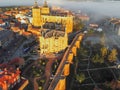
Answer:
(32, 1, 73, 54)
(32, 1, 73, 34)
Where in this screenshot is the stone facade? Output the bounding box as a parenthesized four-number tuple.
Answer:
(39, 30, 68, 54)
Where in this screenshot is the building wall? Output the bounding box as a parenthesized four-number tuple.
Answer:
(42, 15, 73, 33)
(41, 7, 50, 15)
(39, 33, 68, 54)
(54, 77, 66, 90)
(105, 18, 120, 35)
(117, 27, 120, 35)
(32, 8, 41, 27)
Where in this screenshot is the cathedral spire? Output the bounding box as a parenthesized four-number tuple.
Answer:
(33, 0, 39, 8)
(43, 0, 48, 7)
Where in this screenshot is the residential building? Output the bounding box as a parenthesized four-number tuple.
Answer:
(105, 18, 120, 35)
(0, 68, 28, 90)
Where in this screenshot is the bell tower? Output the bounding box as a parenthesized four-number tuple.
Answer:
(32, 1, 42, 27)
(43, 0, 48, 7)
(41, 0, 50, 15)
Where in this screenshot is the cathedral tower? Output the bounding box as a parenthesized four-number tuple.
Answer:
(32, 1, 42, 27)
(41, 0, 50, 15)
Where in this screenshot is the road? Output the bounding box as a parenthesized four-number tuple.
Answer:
(105, 62, 118, 80)
(79, 66, 116, 71)
(86, 47, 97, 86)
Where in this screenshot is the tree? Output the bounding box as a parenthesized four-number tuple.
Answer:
(38, 86, 43, 90)
(108, 49, 118, 62)
(76, 73, 85, 83)
(92, 54, 99, 63)
(73, 17, 84, 31)
(99, 57, 104, 63)
(92, 54, 104, 63)
(100, 47, 108, 57)
(100, 34, 105, 45)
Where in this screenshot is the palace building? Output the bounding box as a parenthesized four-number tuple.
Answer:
(32, 1, 73, 34)
(39, 30, 68, 54)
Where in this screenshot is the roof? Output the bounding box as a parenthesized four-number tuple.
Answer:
(0, 68, 21, 90)
(109, 18, 117, 22)
(115, 22, 120, 27)
(43, 1, 48, 7)
(111, 19, 118, 24)
(42, 30, 65, 38)
(33, 1, 39, 8)
(22, 32, 31, 36)
(0, 19, 3, 24)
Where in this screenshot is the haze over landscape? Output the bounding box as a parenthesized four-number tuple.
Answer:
(1, 0, 120, 90)
(0, 0, 120, 17)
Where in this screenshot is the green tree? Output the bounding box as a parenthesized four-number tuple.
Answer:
(99, 57, 104, 63)
(76, 73, 85, 83)
(92, 54, 104, 63)
(108, 49, 118, 62)
(92, 54, 99, 63)
(101, 47, 108, 57)
(73, 17, 84, 31)
(38, 86, 43, 90)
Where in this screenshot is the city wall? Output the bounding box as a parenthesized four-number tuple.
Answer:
(48, 33, 84, 90)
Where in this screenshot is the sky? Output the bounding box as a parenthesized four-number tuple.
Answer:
(0, 0, 60, 6)
(0, 0, 117, 6)
(0, 0, 120, 18)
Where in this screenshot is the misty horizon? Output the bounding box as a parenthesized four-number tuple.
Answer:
(0, 0, 120, 18)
